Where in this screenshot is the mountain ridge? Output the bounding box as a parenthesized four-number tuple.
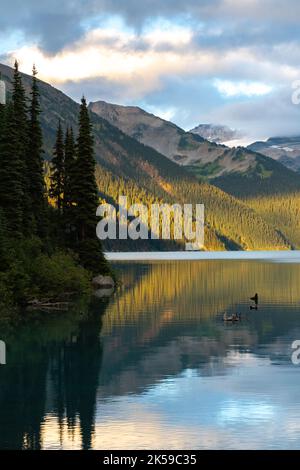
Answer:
(89, 99, 300, 193)
(189, 123, 241, 144)
(0, 62, 295, 250)
(248, 136, 300, 172)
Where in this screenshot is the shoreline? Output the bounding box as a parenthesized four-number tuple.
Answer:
(105, 250, 300, 262)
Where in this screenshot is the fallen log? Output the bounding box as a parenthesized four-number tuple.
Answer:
(27, 299, 73, 310)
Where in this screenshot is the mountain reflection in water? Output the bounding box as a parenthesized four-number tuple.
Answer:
(0, 259, 300, 449)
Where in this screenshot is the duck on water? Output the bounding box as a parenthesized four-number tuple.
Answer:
(223, 312, 241, 322)
(223, 292, 259, 322)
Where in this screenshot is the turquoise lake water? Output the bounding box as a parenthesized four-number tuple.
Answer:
(0, 258, 300, 449)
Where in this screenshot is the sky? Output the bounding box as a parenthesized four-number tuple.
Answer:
(1, 0, 300, 144)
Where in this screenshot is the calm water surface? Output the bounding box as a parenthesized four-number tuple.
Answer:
(1, 259, 300, 449)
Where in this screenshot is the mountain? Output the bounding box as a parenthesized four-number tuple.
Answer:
(89, 100, 300, 195)
(189, 123, 241, 144)
(89, 100, 258, 178)
(0, 63, 295, 250)
(248, 136, 300, 172)
(211, 150, 300, 198)
(0, 64, 185, 183)
(96, 165, 289, 251)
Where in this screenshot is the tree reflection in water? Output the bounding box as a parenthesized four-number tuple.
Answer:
(0, 298, 108, 449)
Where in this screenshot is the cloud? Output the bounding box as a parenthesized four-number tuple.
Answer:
(0, 1, 88, 52)
(214, 79, 273, 98)
(205, 86, 300, 142)
(7, 25, 295, 90)
(5, 25, 219, 98)
(2, 0, 300, 140)
(3, 0, 300, 51)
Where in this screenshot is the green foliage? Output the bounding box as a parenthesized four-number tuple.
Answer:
(186, 160, 222, 180)
(62, 127, 77, 243)
(27, 65, 46, 236)
(95, 165, 288, 251)
(11, 61, 31, 234)
(232, 148, 246, 162)
(0, 102, 24, 235)
(50, 120, 65, 211)
(71, 98, 107, 272)
(49, 99, 110, 273)
(246, 192, 300, 249)
(178, 134, 198, 151)
(73, 98, 99, 239)
(63, 127, 76, 213)
(75, 239, 110, 275)
(212, 153, 300, 198)
(95, 166, 187, 251)
(0, 68, 110, 313)
(0, 103, 5, 134)
(171, 180, 289, 251)
(0, 237, 91, 306)
(30, 251, 91, 298)
(256, 162, 273, 179)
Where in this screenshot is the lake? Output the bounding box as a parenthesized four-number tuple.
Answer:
(0, 257, 300, 449)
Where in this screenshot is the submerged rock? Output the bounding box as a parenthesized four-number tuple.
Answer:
(92, 275, 115, 289)
(94, 287, 115, 298)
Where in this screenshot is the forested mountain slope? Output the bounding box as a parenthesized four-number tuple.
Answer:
(0, 63, 293, 251)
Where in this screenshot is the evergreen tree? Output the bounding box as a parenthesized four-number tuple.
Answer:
(27, 65, 46, 235)
(0, 104, 5, 136)
(0, 63, 112, 310)
(63, 127, 77, 242)
(50, 120, 65, 212)
(11, 60, 28, 234)
(63, 127, 76, 212)
(73, 97, 107, 273)
(74, 97, 98, 241)
(0, 208, 10, 270)
(0, 103, 23, 235)
(12, 61, 27, 137)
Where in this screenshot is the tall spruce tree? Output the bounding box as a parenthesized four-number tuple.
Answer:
(73, 97, 107, 273)
(0, 103, 23, 235)
(63, 127, 76, 212)
(11, 60, 28, 234)
(27, 65, 46, 236)
(0, 208, 10, 271)
(62, 127, 77, 242)
(0, 104, 5, 136)
(50, 120, 65, 212)
(74, 97, 98, 241)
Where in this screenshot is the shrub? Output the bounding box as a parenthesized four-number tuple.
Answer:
(0, 237, 92, 307)
(30, 251, 92, 299)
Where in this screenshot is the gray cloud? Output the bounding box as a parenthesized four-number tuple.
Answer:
(2, 0, 300, 51)
(206, 87, 300, 141)
(60, 76, 131, 104)
(2, 0, 300, 140)
(74, 76, 300, 143)
(0, 0, 90, 51)
(93, 0, 300, 28)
